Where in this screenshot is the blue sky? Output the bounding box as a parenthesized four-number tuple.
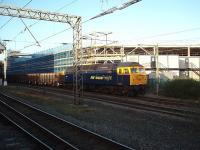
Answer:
(0, 0, 200, 56)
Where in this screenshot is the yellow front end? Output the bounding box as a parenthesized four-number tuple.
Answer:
(130, 67, 147, 86)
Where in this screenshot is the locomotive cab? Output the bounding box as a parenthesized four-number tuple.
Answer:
(117, 65, 147, 86)
(130, 66, 147, 86)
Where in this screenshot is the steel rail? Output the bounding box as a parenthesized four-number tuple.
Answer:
(16, 85, 200, 121)
(23, 85, 199, 108)
(89, 96, 200, 120)
(0, 111, 52, 150)
(0, 98, 78, 150)
(136, 95, 200, 107)
(85, 94, 200, 121)
(0, 92, 134, 150)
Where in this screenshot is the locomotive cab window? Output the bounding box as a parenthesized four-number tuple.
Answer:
(117, 68, 130, 74)
(124, 68, 129, 74)
(118, 68, 123, 74)
(139, 68, 145, 72)
(131, 68, 139, 73)
(131, 68, 137, 73)
(131, 67, 145, 73)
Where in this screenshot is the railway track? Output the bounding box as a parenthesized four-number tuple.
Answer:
(0, 96, 74, 150)
(0, 112, 44, 149)
(137, 95, 200, 107)
(11, 84, 200, 106)
(0, 92, 133, 150)
(90, 95, 200, 121)
(20, 85, 200, 121)
(0, 112, 61, 150)
(28, 85, 200, 107)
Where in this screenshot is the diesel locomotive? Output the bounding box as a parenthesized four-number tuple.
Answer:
(65, 62, 147, 95)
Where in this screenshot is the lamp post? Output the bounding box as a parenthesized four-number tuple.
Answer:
(2, 40, 11, 86)
(96, 32, 112, 45)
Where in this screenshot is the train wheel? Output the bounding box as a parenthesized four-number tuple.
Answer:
(140, 88, 146, 95)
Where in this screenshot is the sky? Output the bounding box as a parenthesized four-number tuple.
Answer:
(0, 0, 200, 59)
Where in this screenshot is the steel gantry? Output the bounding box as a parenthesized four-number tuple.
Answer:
(0, 4, 82, 104)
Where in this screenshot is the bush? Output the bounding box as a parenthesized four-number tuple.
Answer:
(163, 78, 200, 99)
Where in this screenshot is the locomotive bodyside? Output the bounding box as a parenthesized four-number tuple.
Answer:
(65, 62, 147, 95)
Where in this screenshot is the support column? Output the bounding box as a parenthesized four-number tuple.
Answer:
(3, 47, 7, 86)
(155, 44, 159, 95)
(187, 46, 190, 57)
(72, 17, 82, 105)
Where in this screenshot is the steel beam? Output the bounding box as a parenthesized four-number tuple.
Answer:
(0, 5, 79, 24)
(72, 17, 82, 104)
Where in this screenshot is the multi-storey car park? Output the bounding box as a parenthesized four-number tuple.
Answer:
(7, 44, 73, 86)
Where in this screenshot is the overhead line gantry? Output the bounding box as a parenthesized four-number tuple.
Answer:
(0, 4, 82, 105)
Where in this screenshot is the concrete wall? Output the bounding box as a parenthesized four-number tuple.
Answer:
(124, 55, 200, 80)
(123, 55, 179, 80)
(179, 56, 200, 80)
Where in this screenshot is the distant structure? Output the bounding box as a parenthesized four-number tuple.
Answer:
(7, 43, 200, 82)
(83, 44, 200, 80)
(7, 44, 73, 76)
(0, 41, 6, 86)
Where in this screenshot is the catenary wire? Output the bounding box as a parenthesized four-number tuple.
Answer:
(19, 19, 91, 51)
(20, 18, 40, 46)
(0, 0, 33, 31)
(15, 0, 137, 50)
(20, 21, 200, 51)
(12, 0, 79, 41)
(138, 27, 200, 40)
(10, 1, 200, 51)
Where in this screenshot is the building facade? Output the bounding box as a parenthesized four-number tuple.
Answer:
(7, 44, 73, 75)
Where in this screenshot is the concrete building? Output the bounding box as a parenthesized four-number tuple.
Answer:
(7, 44, 73, 75)
(83, 44, 200, 80)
